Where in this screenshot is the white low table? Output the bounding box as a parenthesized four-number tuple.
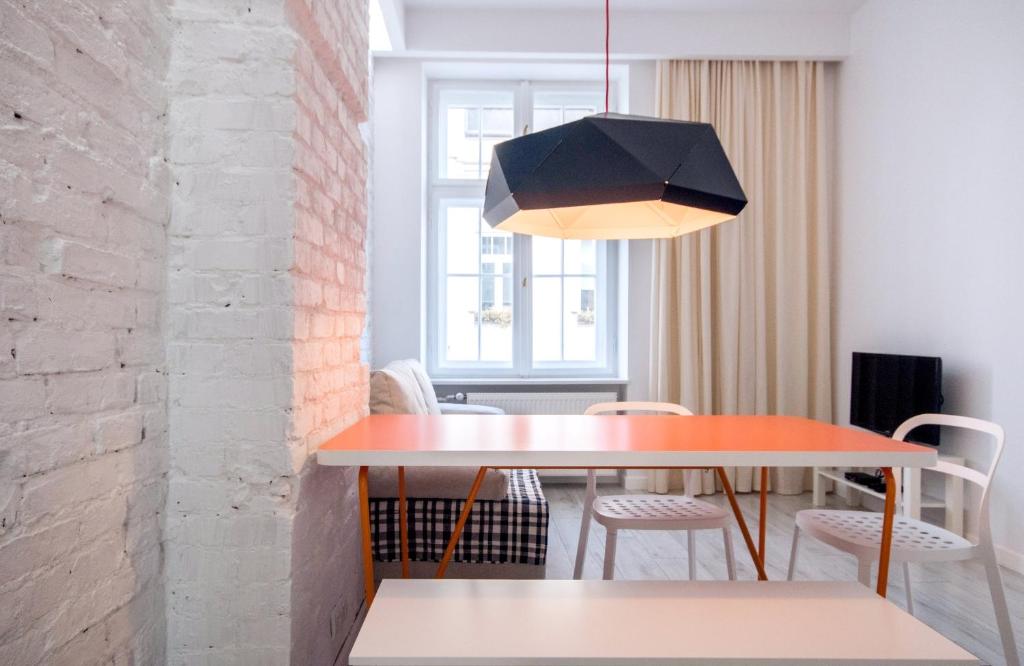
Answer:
(350, 579, 977, 665)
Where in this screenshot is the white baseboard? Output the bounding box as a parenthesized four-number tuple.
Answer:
(996, 543, 1024, 575)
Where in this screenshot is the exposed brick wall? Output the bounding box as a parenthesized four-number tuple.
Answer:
(1, 0, 368, 661)
(286, 0, 369, 661)
(166, 0, 369, 663)
(166, 1, 297, 662)
(0, 0, 171, 663)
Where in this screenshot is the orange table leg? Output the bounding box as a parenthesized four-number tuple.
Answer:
(758, 466, 768, 566)
(717, 467, 768, 581)
(357, 465, 376, 606)
(398, 466, 410, 579)
(876, 467, 897, 597)
(435, 466, 488, 579)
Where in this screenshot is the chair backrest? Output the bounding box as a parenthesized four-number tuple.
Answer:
(585, 401, 693, 416)
(582, 402, 692, 484)
(893, 413, 1006, 536)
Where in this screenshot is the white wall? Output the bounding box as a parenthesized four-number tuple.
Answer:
(835, 0, 1024, 566)
(0, 2, 170, 662)
(371, 58, 427, 365)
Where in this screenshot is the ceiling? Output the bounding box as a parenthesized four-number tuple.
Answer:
(403, 0, 865, 12)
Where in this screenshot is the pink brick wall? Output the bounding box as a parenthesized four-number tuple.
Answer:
(0, 0, 171, 662)
(286, 0, 370, 663)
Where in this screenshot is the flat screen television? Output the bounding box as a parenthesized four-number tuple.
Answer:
(850, 352, 944, 445)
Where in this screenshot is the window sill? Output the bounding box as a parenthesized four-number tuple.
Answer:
(430, 377, 630, 387)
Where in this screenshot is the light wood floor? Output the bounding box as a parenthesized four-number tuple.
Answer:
(543, 483, 1024, 666)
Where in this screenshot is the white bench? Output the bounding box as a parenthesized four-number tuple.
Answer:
(350, 579, 977, 665)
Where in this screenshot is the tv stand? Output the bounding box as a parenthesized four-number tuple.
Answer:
(812, 456, 964, 536)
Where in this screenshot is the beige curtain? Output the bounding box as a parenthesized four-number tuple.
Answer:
(649, 60, 833, 496)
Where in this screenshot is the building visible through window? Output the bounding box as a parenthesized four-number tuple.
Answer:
(429, 82, 617, 377)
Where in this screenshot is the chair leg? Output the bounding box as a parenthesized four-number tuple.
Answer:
(687, 530, 697, 581)
(723, 527, 736, 581)
(573, 471, 597, 580)
(902, 562, 914, 615)
(603, 528, 618, 581)
(857, 558, 872, 587)
(982, 546, 1021, 666)
(786, 526, 801, 581)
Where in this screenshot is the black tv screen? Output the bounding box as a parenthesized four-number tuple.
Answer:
(850, 352, 943, 445)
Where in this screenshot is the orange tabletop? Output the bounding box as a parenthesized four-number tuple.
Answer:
(317, 414, 937, 469)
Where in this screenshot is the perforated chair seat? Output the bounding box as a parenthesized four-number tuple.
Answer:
(575, 401, 737, 583)
(795, 509, 975, 564)
(593, 494, 732, 531)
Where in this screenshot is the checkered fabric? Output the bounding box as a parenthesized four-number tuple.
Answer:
(369, 469, 548, 565)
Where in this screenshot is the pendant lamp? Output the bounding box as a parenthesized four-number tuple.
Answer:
(481, 3, 747, 240)
(483, 113, 747, 239)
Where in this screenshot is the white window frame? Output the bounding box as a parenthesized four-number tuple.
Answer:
(426, 79, 620, 379)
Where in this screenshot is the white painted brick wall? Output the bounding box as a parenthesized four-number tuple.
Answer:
(3, 0, 370, 662)
(0, 1, 171, 664)
(166, 0, 369, 663)
(165, 2, 298, 660)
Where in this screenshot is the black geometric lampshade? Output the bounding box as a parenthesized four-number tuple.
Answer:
(483, 113, 747, 240)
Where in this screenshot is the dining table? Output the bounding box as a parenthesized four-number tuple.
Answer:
(317, 413, 938, 606)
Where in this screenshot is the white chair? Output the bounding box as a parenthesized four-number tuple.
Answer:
(574, 401, 736, 581)
(787, 414, 1019, 666)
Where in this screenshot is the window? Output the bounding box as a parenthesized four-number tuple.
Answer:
(429, 81, 619, 378)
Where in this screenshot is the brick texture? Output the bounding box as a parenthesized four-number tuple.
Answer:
(0, 0, 172, 663)
(286, 0, 370, 662)
(2, 0, 369, 661)
(165, 0, 369, 663)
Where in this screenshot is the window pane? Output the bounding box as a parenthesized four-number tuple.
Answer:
(531, 237, 601, 365)
(532, 276, 562, 362)
(532, 236, 562, 275)
(533, 91, 602, 135)
(445, 106, 481, 179)
(563, 277, 597, 361)
(446, 206, 480, 274)
(481, 107, 513, 136)
(563, 239, 597, 275)
(533, 107, 562, 131)
(440, 91, 514, 180)
(480, 274, 513, 362)
(446, 276, 479, 361)
(564, 106, 596, 122)
(440, 201, 513, 367)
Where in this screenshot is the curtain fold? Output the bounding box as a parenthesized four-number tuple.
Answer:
(649, 60, 833, 496)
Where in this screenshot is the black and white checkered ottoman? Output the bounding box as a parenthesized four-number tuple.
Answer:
(369, 469, 548, 567)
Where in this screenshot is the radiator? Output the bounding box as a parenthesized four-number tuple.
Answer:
(465, 391, 619, 481)
(465, 391, 618, 415)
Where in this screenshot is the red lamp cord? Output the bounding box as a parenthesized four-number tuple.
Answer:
(604, 0, 610, 114)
